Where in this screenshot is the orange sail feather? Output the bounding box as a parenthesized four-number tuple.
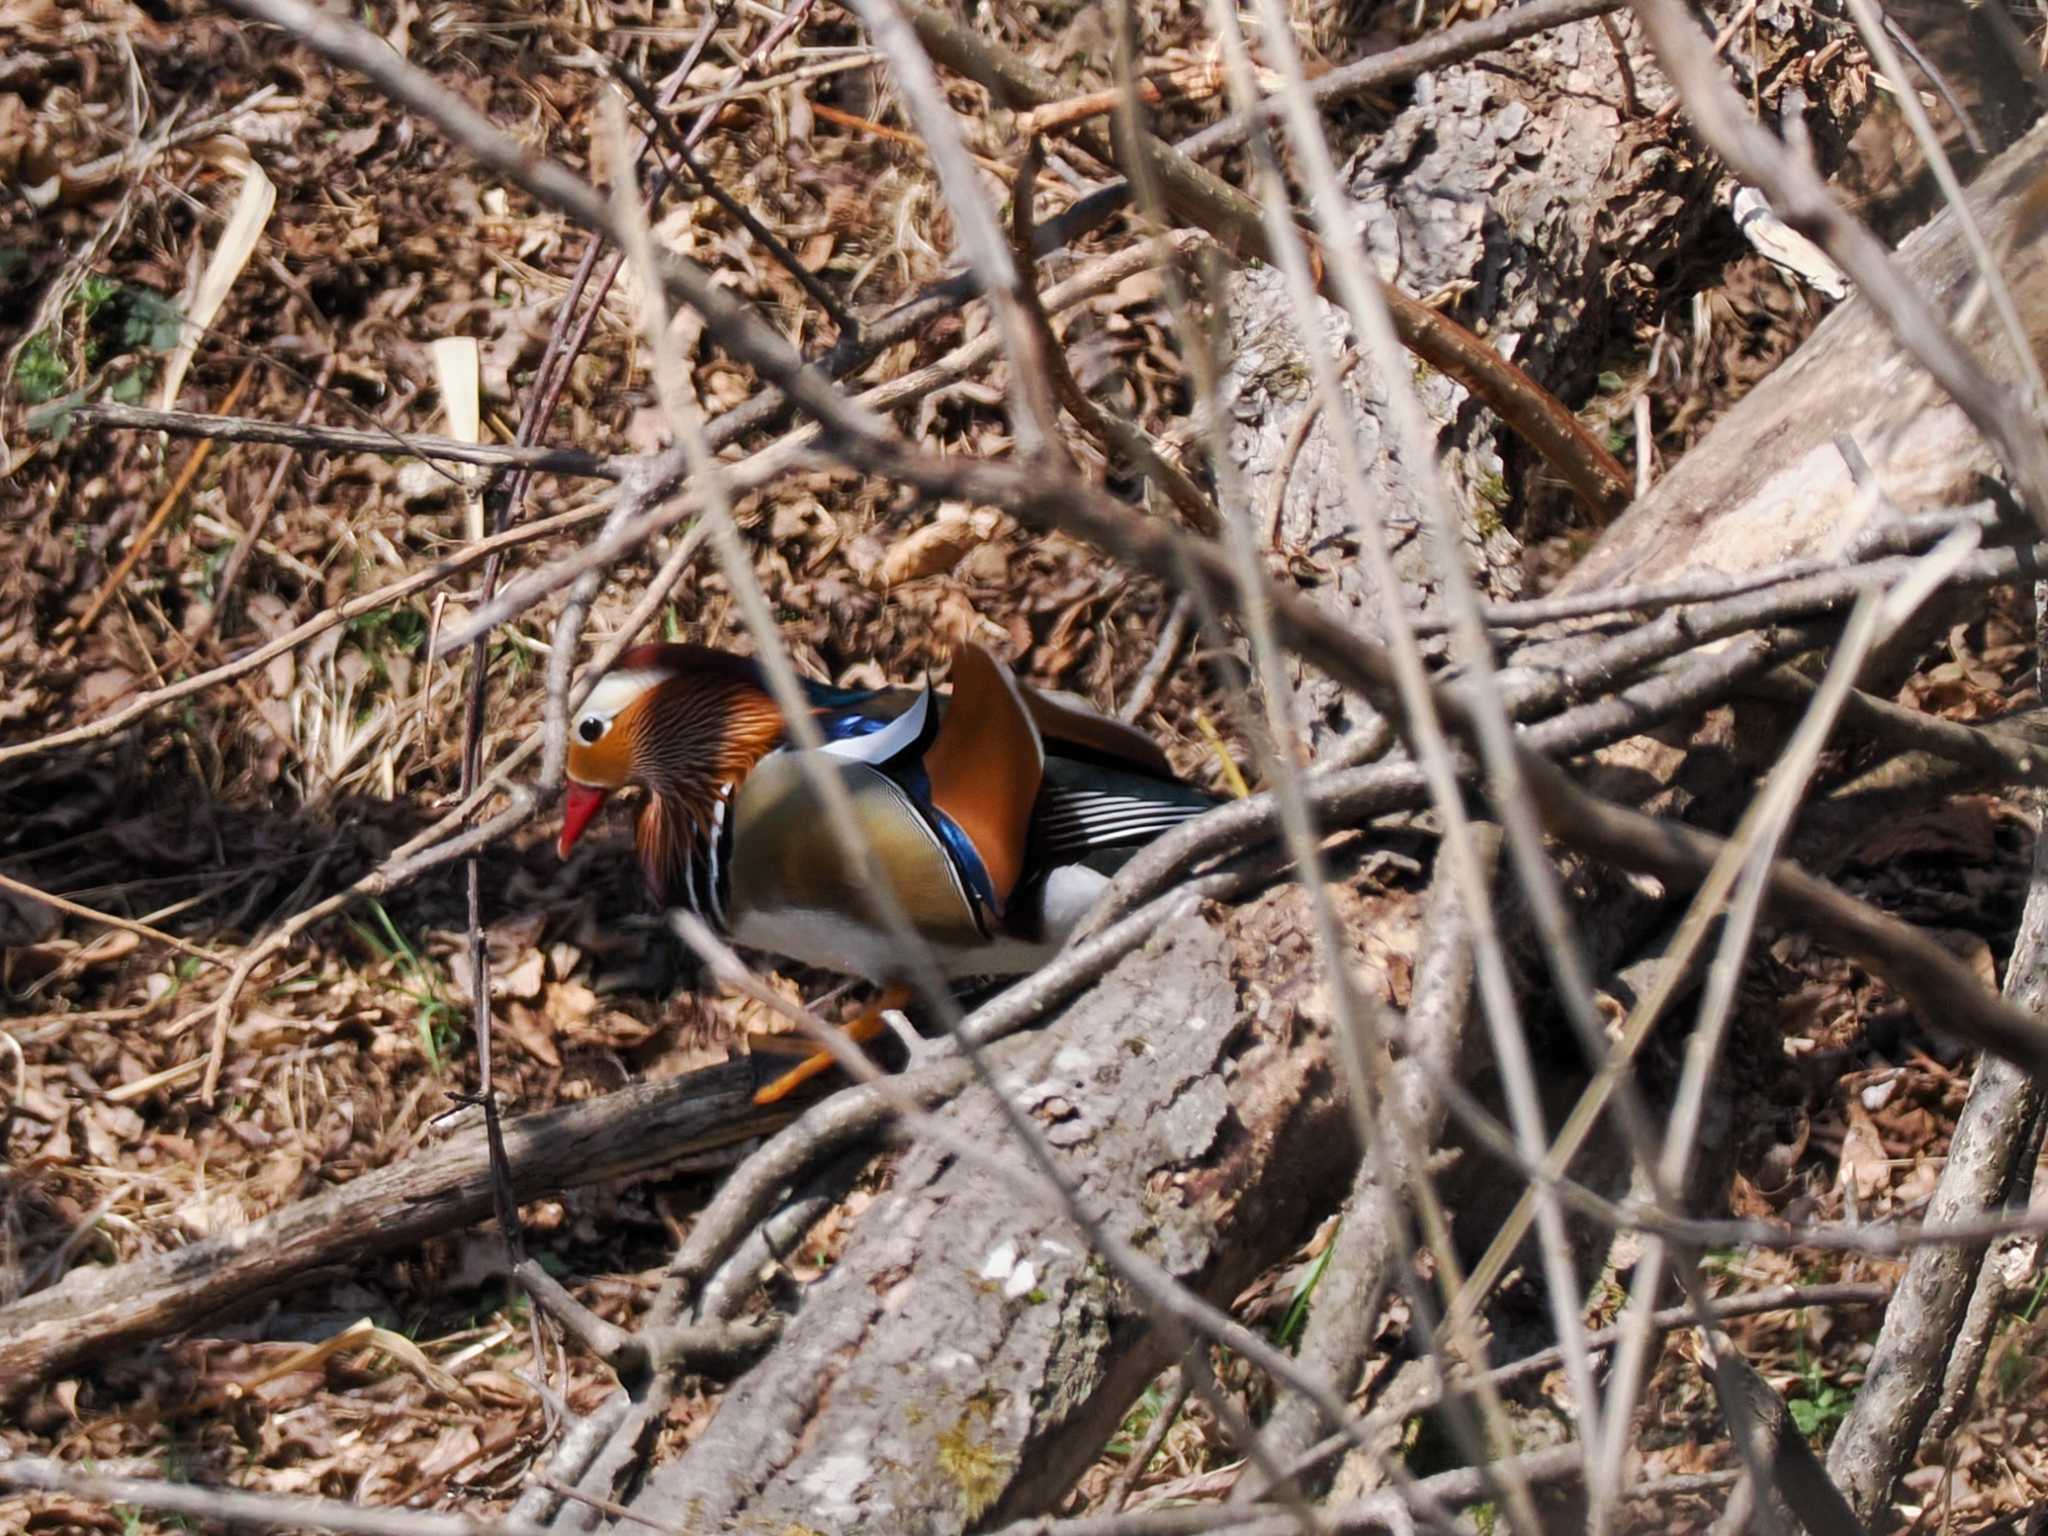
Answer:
(920, 644, 1044, 912)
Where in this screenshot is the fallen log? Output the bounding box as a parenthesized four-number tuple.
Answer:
(624, 894, 1362, 1530)
(1556, 114, 2048, 599)
(0, 1061, 773, 1396)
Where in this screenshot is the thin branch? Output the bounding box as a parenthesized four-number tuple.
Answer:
(1106, 1357, 1196, 1511)
(1093, 623, 1809, 937)
(0, 1461, 551, 1536)
(1591, 527, 1975, 1518)
(509, 1256, 778, 1381)
(1113, 2, 1450, 1507)
(1210, 0, 1618, 1483)
(1120, 593, 1194, 722)
(1468, 504, 1999, 635)
(1243, 830, 1491, 1486)
(1522, 751, 2048, 1081)
(901, 0, 1633, 518)
(838, 0, 1056, 457)
(1175, 0, 1627, 167)
(605, 58, 858, 342)
(0, 869, 228, 970)
(1259, 1283, 1892, 1506)
(194, 353, 336, 645)
(1744, 666, 2048, 788)
(60, 401, 630, 478)
(1843, 0, 2040, 405)
(75, 361, 257, 636)
(1006, 138, 1219, 533)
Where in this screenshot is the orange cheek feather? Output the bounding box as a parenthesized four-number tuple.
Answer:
(560, 702, 643, 856)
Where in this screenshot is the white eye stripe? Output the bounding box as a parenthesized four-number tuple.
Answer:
(580, 668, 670, 724)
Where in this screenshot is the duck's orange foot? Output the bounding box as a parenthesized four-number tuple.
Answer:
(750, 986, 911, 1105)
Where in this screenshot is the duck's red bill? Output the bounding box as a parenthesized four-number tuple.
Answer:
(559, 782, 610, 858)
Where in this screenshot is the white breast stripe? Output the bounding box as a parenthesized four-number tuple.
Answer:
(817, 687, 931, 766)
(706, 792, 729, 928)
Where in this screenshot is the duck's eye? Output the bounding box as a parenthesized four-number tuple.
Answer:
(577, 716, 607, 744)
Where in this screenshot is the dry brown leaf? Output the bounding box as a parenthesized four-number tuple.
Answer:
(1837, 1102, 1890, 1204)
(78, 668, 137, 713)
(502, 1002, 562, 1068)
(1844, 798, 2000, 868)
(879, 506, 990, 587)
(498, 948, 546, 1002)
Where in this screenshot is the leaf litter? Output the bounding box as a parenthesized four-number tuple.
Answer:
(1, 1, 2045, 1532)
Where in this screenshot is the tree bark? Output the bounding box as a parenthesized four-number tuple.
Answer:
(623, 896, 1357, 1531)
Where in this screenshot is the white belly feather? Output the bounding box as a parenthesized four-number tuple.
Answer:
(726, 862, 1110, 983)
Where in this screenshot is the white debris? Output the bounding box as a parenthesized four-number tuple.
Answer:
(1732, 186, 1851, 300)
(981, 1241, 1018, 1282)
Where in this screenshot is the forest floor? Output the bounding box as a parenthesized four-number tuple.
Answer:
(4, 1, 2048, 1532)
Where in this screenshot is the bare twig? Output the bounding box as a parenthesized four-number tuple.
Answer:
(1210, 0, 1612, 1489)
(0, 869, 227, 971)
(1174, 0, 1627, 167)
(1744, 665, 2048, 788)
(1824, 1043, 2042, 1521)
(1875, 10, 1986, 156)
(1120, 593, 1195, 722)
(605, 58, 857, 343)
(1522, 752, 2048, 1081)
(1271, 1283, 1891, 1503)
(1106, 1357, 1196, 1511)
(1463, 502, 1998, 635)
(58, 400, 629, 479)
(1245, 829, 1489, 1484)
(0, 1460, 552, 1536)
(1821, 551, 2048, 1521)
(193, 352, 337, 646)
(1843, 0, 2041, 407)
(76, 361, 256, 636)
(511, 1256, 778, 1381)
(1589, 527, 1975, 1519)
(839, 0, 1055, 457)
(1692, 1325, 1870, 1536)
(1006, 138, 1218, 532)
(1112, 9, 1442, 1507)
(903, 0, 1633, 519)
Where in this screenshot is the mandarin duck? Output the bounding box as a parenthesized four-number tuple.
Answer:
(557, 640, 1220, 1101)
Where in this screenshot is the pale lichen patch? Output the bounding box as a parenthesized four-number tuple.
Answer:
(797, 1445, 874, 1528)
